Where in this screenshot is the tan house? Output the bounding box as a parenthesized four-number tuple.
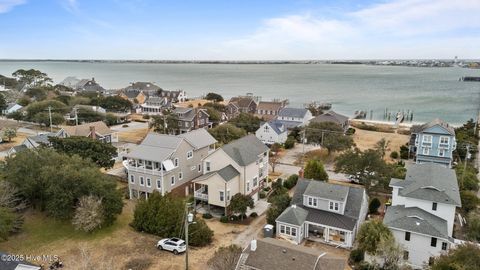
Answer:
(255, 100, 288, 120)
(119, 90, 148, 104)
(193, 135, 269, 213)
(62, 121, 118, 143)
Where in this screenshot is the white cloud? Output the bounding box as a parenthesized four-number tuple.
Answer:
(0, 0, 25, 13)
(219, 0, 480, 59)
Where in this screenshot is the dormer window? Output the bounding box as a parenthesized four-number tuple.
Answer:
(307, 197, 318, 207)
(329, 201, 339, 212)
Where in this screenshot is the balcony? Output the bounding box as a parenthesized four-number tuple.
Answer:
(194, 186, 208, 201)
(123, 160, 164, 176)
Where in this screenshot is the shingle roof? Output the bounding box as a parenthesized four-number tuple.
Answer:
(410, 118, 455, 135)
(12, 144, 28, 153)
(261, 120, 286, 135)
(304, 180, 349, 202)
(287, 178, 367, 231)
(217, 165, 240, 182)
(243, 238, 346, 270)
(124, 82, 161, 92)
(177, 128, 217, 149)
(311, 111, 349, 126)
(384, 205, 452, 240)
(390, 163, 461, 206)
(122, 90, 142, 99)
(222, 135, 269, 166)
(276, 205, 309, 226)
(273, 120, 303, 129)
(257, 101, 284, 112)
(62, 121, 113, 137)
(28, 132, 58, 145)
(278, 108, 309, 118)
(229, 96, 256, 109)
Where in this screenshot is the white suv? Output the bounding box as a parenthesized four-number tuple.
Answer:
(156, 237, 186, 255)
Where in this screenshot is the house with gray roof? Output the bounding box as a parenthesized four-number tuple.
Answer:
(385, 163, 461, 268)
(255, 120, 288, 145)
(123, 128, 217, 199)
(275, 107, 313, 128)
(236, 238, 346, 270)
(73, 78, 106, 93)
(7, 129, 67, 157)
(173, 107, 211, 133)
(141, 96, 171, 115)
(310, 111, 350, 131)
(409, 118, 456, 168)
(193, 135, 269, 214)
(275, 178, 368, 248)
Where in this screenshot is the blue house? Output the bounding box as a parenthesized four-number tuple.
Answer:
(410, 119, 456, 168)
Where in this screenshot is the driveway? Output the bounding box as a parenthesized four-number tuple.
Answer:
(110, 121, 148, 132)
(232, 215, 266, 248)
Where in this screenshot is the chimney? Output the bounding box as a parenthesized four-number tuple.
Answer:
(89, 125, 96, 140)
(298, 168, 304, 178)
(250, 240, 257, 251)
(194, 108, 199, 129)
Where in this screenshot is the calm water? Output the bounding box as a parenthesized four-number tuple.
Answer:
(0, 61, 479, 124)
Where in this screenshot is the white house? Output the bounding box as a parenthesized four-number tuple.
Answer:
(275, 179, 368, 248)
(275, 108, 313, 129)
(385, 163, 461, 268)
(2, 103, 23, 115)
(255, 120, 288, 145)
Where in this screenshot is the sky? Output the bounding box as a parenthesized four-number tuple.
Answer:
(0, 0, 479, 60)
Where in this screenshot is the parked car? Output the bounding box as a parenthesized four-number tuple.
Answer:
(156, 237, 186, 255)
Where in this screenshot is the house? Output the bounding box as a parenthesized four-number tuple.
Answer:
(173, 107, 211, 133)
(123, 129, 217, 199)
(409, 119, 456, 168)
(275, 178, 368, 248)
(119, 90, 148, 105)
(141, 96, 170, 115)
(255, 100, 288, 120)
(236, 238, 346, 270)
(124, 82, 161, 96)
(7, 129, 67, 157)
(310, 111, 349, 131)
(62, 121, 118, 143)
(74, 78, 106, 93)
(0, 252, 41, 270)
(193, 135, 269, 212)
(255, 120, 288, 145)
(158, 90, 187, 103)
(227, 95, 258, 117)
(2, 103, 23, 115)
(275, 108, 313, 128)
(385, 163, 461, 268)
(59, 76, 81, 88)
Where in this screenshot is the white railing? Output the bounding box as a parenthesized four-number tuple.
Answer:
(123, 160, 164, 176)
(194, 186, 208, 201)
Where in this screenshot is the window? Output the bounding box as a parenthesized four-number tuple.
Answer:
(438, 149, 445, 157)
(279, 224, 297, 237)
(264, 126, 269, 132)
(140, 176, 144, 186)
(219, 191, 224, 202)
(405, 231, 410, 241)
(171, 176, 175, 186)
(286, 227, 290, 235)
(187, 151, 193, 159)
(156, 179, 161, 189)
(441, 242, 447, 251)
(198, 164, 201, 172)
(432, 202, 437, 211)
(291, 227, 297, 237)
(423, 135, 432, 144)
(247, 181, 250, 192)
(130, 175, 135, 184)
(227, 190, 230, 201)
(185, 122, 190, 128)
(431, 237, 437, 247)
(206, 161, 211, 172)
(146, 178, 151, 187)
(253, 176, 258, 187)
(308, 197, 318, 207)
(280, 225, 285, 234)
(179, 172, 183, 180)
(422, 147, 430, 155)
(174, 158, 179, 167)
(329, 201, 339, 212)
(200, 119, 205, 125)
(403, 251, 409, 260)
(439, 136, 449, 145)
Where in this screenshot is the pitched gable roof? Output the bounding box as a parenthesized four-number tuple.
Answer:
(257, 101, 285, 112)
(384, 205, 452, 240)
(390, 163, 461, 206)
(229, 96, 256, 108)
(221, 135, 268, 166)
(278, 108, 309, 118)
(62, 121, 113, 137)
(311, 111, 349, 126)
(124, 82, 161, 92)
(177, 128, 217, 149)
(276, 205, 309, 226)
(304, 180, 350, 202)
(217, 165, 240, 181)
(411, 118, 455, 135)
(261, 120, 286, 135)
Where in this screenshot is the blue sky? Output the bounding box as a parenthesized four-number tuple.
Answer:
(0, 0, 479, 60)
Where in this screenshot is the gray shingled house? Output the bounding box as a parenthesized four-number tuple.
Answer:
(275, 178, 368, 248)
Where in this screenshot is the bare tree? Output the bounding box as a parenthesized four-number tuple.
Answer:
(0, 181, 26, 211)
(207, 244, 242, 270)
(72, 195, 104, 232)
(375, 138, 390, 159)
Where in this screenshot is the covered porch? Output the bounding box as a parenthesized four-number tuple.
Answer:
(305, 222, 353, 248)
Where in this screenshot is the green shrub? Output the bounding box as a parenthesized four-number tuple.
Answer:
(220, 216, 228, 223)
(263, 187, 271, 192)
(390, 151, 399, 159)
(368, 198, 381, 214)
(188, 218, 213, 247)
(142, 114, 150, 119)
(400, 145, 409, 159)
(346, 127, 356, 135)
(202, 213, 213, 219)
(250, 212, 258, 218)
(284, 136, 296, 149)
(349, 248, 364, 264)
(283, 176, 298, 189)
(259, 191, 266, 199)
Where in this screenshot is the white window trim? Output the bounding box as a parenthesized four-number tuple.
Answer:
(205, 161, 211, 172)
(130, 175, 135, 184)
(307, 196, 318, 207)
(219, 190, 225, 202)
(146, 178, 151, 187)
(422, 147, 430, 155)
(156, 179, 162, 190)
(279, 224, 297, 237)
(329, 201, 340, 212)
(198, 164, 201, 172)
(179, 172, 183, 180)
(187, 151, 193, 159)
(422, 135, 432, 144)
(438, 148, 445, 157)
(439, 136, 450, 145)
(170, 175, 176, 186)
(247, 181, 250, 192)
(139, 176, 145, 186)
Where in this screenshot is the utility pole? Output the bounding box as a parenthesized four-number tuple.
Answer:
(74, 108, 79, 126)
(48, 106, 53, 133)
(185, 203, 194, 270)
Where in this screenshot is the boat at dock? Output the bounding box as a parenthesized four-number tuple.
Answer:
(460, 76, 480, 82)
